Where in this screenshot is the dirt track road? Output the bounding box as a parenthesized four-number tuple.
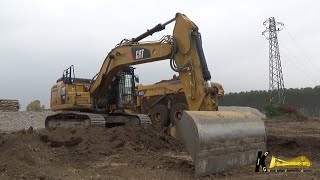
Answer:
(0, 112, 319, 179)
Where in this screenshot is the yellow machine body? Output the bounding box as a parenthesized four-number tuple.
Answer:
(136, 78, 224, 126)
(137, 79, 224, 107)
(50, 74, 92, 111)
(47, 13, 266, 177)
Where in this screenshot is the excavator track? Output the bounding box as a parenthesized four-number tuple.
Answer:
(136, 114, 153, 125)
(45, 112, 151, 129)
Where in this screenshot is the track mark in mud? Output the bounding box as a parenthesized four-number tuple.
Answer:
(39, 134, 83, 147)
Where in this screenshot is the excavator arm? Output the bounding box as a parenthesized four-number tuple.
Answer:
(90, 13, 218, 113)
(90, 40, 173, 101)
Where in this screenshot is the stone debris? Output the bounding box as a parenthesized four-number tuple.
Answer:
(0, 111, 54, 132)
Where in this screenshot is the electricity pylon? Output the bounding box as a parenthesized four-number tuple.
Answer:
(262, 17, 285, 103)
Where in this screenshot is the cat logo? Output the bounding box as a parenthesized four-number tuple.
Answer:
(131, 47, 151, 60)
(136, 49, 145, 59)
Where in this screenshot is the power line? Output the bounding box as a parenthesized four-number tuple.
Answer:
(279, 41, 319, 85)
(279, 42, 318, 86)
(283, 25, 320, 73)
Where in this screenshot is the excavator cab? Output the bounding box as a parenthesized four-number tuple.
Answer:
(116, 67, 136, 109)
(51, 65, 138, 112)
(106, 67, 137, 110)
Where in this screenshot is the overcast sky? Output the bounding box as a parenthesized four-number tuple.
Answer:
(1, 0, 319, 109)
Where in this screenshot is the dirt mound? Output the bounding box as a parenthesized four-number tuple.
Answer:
(267, 135, 320, 160)
(0, 125, 190, 179)
(1, 116, 320, 179)
(38, 125, 183, 152)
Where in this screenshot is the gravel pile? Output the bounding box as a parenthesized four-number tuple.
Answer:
(0, 111, 54, 132)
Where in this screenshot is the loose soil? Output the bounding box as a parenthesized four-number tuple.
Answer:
(0, 115, 319, 179)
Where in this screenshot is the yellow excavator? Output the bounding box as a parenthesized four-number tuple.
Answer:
(47, 13, 266, 177)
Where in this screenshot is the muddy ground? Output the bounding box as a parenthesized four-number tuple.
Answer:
(0, 113, 319, 180)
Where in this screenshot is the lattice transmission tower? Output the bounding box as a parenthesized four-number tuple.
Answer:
(262, 17, 285, 103)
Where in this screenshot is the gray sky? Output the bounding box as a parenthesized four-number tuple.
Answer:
(1, 0, 320, 109)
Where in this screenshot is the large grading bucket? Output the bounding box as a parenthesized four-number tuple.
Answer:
(176, 111, 266, 177)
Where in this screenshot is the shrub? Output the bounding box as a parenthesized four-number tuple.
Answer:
(264, 102, 283, 118)
(26, 100, 45, 112)
(264, 102, 307, 120)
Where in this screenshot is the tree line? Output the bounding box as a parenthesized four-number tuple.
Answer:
(219, 87, 320, 117)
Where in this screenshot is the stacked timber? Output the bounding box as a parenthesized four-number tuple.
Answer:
(0, 99, 20, 112)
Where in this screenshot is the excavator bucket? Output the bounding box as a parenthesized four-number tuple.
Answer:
(176, 111, 266, 177)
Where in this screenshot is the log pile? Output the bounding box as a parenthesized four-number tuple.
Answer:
(0, 99, 20, 112)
